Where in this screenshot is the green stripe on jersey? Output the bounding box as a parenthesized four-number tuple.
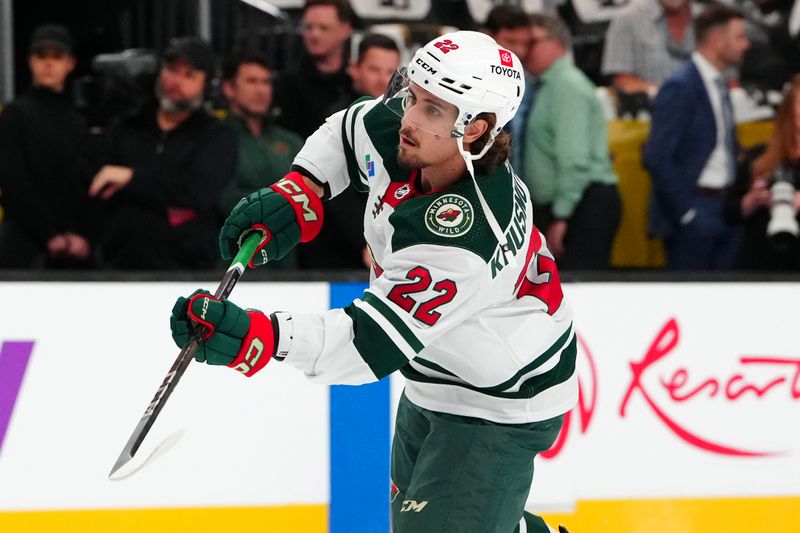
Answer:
(343, 303, 411, 379)
(362, 292, 424, 353)
(362, 96, 407, 181)
(413, 357, 457, 377)
(400, 334, 577, 400)
(482, 325, 572, 392)
(341, 97, 371, 193)
(409, 326, 572, 389)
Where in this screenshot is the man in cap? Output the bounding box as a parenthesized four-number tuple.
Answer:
(0, 24, 91, 268)
(89, 36, 236, 269)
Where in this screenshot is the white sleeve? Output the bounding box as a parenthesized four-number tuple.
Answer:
(292, 98, 376, 199)
(278, 245, 489, 385)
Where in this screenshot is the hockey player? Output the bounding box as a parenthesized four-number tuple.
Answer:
(170, 31, 574, 533)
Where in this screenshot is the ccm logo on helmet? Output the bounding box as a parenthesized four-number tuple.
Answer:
(414, 56, 437, 75)
(433, 39, 459, 53)
(490, 64, 521, 79)
(275, 178, 319, 222)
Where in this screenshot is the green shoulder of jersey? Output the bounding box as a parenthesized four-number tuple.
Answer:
(341, 96, 409, 193)
(389, 163, 528, 267)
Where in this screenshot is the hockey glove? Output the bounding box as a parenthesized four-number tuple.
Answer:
(169, 289, 276, 377)
(219, 171, 324, 267)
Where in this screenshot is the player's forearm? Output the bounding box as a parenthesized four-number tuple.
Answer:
(301, 175, 324, 199)
(277, 309, 381, 385)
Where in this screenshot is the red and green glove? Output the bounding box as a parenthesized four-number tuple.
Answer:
(169, 289, 276, 377)
(219, 171, 324, 267)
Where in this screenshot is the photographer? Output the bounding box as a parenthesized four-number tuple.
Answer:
(725, 74, 800, 270)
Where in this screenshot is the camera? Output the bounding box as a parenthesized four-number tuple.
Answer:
(766, 165, 800, 250)
(73, 49, 159, 130)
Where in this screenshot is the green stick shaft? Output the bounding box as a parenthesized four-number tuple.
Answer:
(109, 232, 264, 478)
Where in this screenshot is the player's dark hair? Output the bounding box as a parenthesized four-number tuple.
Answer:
(694, 3, 745, 44)
(223, 49, 271, 82)
(471, 113, 512, 174)
(357, 33, 400, 63)
(303, 0, 354, 24)
(485, 5, 530, 34)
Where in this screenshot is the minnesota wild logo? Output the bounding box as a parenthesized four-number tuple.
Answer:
(425, 194, 474, 237)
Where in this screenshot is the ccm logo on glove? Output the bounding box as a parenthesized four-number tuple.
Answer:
(228, 311, 275, 377)
(274, 178, 319, 223)
(231, 337, 265, 375)
(170, 290, 277, 377)
(269, 172, 324, 243)
(219, 171, 324, 267)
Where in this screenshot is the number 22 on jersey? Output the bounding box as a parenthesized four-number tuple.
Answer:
(387, 267, 457, 326)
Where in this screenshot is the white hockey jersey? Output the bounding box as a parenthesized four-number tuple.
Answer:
(277, 97, 577, 424)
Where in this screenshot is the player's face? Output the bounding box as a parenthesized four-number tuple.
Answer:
(351, 47, 401, 98)
(493, 27, 531, 65)
(302, 6, 351, 59)
(159, 59, 206, 106)
(397, 84, 460, 169)
(228, 63, 273, 117)
(29, 47, 75, 92)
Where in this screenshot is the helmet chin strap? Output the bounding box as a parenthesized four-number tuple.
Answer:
(457, 135, 516, 269)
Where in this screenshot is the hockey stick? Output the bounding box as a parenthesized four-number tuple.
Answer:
(108, 232, 264, 479)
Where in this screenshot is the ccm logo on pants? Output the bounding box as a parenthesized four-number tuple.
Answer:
(401, 500, 429, 512)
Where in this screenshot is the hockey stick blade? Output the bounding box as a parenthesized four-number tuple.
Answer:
(109, 231, 265, 479)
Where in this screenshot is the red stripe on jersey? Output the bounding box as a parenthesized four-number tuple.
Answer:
(515, 227, 541, 292)
(515, 226, 564, 315)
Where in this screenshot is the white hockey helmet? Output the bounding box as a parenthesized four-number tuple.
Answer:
(383, 31, 525, 265)
(384, 30, 525, 151)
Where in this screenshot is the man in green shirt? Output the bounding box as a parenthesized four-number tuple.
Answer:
(220, 50, 304, 267)
(524, 14, 621, 270)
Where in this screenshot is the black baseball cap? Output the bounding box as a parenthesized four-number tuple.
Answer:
(163, 36, 215, 77)
(30, 24, 74, 55)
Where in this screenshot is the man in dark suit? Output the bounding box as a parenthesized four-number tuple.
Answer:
(644, 4, 750, 270)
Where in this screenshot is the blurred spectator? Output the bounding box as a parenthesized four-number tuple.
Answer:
(273, 0, 356, 138)
(348, 33, 400, 98)
(341, 32, 401, 268)
(602, 0, 697, 96)
(89, 36, 235, 270)
(644, 4, 750, 270)
(219, 50, 304, 268)
(484, 4, 533, 63)
(484, 5, 534, 171)
(275, 0, 365, 269)
(0, 24, 91, 269)
(523, 14, 621, 270)
(738, 0, 800, 91)
(724, 74, 800, 270)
